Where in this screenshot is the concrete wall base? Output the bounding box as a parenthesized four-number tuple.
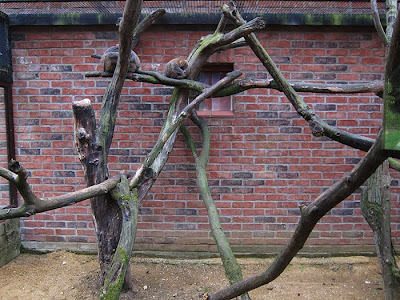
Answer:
(0, 219, 20, 267)
(21, 241, 378, 259)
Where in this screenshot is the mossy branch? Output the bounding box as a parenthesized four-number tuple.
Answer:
(79, 0, 143, 291)
(221, 2, 398, 156)
(181, 113, 251, 300)
(129, 71, 242, 190)
(100, 174, 139, 300)
(86, 70, 384, 97)
(187, 16, 265, 77)
(129, 11, 253, 202)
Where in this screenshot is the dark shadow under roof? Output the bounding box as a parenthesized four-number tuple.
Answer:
(0, 0, 389, 26)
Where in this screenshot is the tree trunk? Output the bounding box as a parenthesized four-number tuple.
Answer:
(100, 174, 139, 300)
(362, 161, 400, 299)
(73, 0, 143, 290)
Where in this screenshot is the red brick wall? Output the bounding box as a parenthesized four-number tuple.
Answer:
(7, 23, 400, 254)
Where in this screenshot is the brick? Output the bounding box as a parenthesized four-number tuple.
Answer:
(8, 22, 391, 254)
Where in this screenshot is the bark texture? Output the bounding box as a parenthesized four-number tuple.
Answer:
(100, 175, 139, 300)
(362, 161, 400, 300)
(383, 7, 400, 151)
(2, 3, 400, 300)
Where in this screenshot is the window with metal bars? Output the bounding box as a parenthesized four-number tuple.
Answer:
(196, 63, 234, 118)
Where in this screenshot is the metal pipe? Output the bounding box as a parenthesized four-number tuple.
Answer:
(1, 84, 17, 207)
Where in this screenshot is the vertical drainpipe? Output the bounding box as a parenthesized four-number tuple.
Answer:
(3, 83, 17, 207)
(0, 11, 17, 207)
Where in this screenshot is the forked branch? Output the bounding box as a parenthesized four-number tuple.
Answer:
(130, 12, 263, 202)
(132, 9, 166, 48)
(221, 2, 398, 156)
(91, 8, 166, 60)
(129, 70, 242, 189)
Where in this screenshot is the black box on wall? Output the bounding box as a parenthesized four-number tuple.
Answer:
(0, 11, 12, 84)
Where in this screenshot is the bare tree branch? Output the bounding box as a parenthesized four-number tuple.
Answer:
(132, 9, 166, 48)
(132, 12, 263, 202)
(0, 168, 121, 220)
(220, 2, 387, 154)
(215, 10, 228, 33)
(216, 38, 247, 52)
(371, 0, 389, 45)
(91, 8, 165, 60)
(208, 131, 388, 300)
(181, 113, 251, 300)
(73, 0, 143, 290)
(129, 70, 242, 189)
(222, 79, 384, 96)
(0, 166, 17, 182)
(86, 70, 384, 97)
(8, 160, 40, 207)
(385, 0, 398, 41)
(96, 0, 142, 161)
(187, 17, 265, 76)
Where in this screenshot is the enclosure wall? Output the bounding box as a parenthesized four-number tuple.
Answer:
(0, 219, 20, 266)
(9, 23, 400, 255)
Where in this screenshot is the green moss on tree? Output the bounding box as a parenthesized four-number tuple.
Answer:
(99, 247, 129, 300)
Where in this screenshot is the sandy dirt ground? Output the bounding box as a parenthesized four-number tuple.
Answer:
(0, 251, 384, 299)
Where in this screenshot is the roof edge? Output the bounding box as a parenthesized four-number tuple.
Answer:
(7, 12, 377, 27)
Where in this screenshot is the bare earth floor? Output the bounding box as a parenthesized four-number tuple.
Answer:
(0, 251, 384, 299)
